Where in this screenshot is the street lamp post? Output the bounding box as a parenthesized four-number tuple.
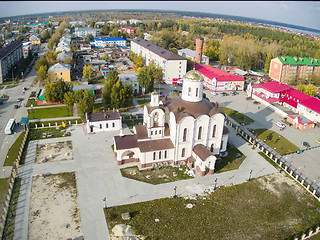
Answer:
(174, 186, 177, 197)
(103, 197, 107, 208)
(214, 178, 218, 190)
(249, 170, 253, 181)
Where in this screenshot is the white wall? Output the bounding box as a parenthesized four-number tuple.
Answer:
(87, 118, 121, 133)
(297, 104, 320, 123)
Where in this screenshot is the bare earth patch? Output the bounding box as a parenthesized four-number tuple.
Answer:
(35, 141, 73, 164)
(28, 172, 83, 240)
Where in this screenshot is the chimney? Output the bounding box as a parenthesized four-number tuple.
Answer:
(195, 37, 204, 64)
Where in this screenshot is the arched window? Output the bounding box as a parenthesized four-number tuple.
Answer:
(183, 128, 187, 142)
(211, 144, 214, 152)
(181, 148, 185, 157)
(188, 87, 191, 96)
(212, 125, 216, 138)
(153, 152, 156, 160)
(155, 130, 157, 135)
(196, 88, 199, 97)
(198, 126, 202, 140)
(159, 151, 161, 159)
(153, 112, 159, 127)
(164, 150, 167, 159)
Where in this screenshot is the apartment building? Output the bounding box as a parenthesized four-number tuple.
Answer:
(131, 37, 187, 83)
(74, 27, 97, 38)
(269, 56, 320, 84)
(0, 40, 23, 83)
(178, 48, 209, 65)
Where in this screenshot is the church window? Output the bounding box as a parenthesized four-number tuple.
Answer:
(198, 126, 202, 140)
(188, 87, 191, 96)
(151, 131, 153, 135)
(164, 150, 167, 159)
(106, 123, 108, 128)
(211, 144, 214, 152)
(196, 88, 199, 97)
(159, 151, 161, 159)
(212, 125, 216, 138)
(112, 122, 115, 128)
(153, 152, 156, 160)
(159, 130, 161, 134)
(181, 148, 185, 157)
(155, 130, 157, 135)
(153, 112, 159, 127)
(100, 124, 102, 129)
(183, 128, 187, 142)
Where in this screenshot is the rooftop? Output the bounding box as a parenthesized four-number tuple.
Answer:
(195, 64, 245, 82)
(137, 138, 174, 152)
(114, 135, 138, 150)
(178, 48, 209, 59)
(0, 40, 22, 60)
(278, 56, 320, 66)
(132, 37, 186, 61)
(48, 63, 71, 72)
(87, 111, 120, 122)
(193, 144, 212, 161)
(253, 81, 292, 93)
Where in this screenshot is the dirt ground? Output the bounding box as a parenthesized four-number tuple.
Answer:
(28, 173, 83, 240)
(35, 141, 73, 164)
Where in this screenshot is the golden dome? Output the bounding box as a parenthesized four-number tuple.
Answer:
(183, 70, 203, 81)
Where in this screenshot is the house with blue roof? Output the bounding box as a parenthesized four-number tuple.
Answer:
(90, 37, 127, 48)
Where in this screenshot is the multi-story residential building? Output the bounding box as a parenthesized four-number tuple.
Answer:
(48, 63, 71, 82)
(269, 56, 320, 84)
(29, 33, 41, 45)
(119, 73, 141, 94)
(131, 37, 187, 83)
(0, 40, 23, 83)
(74, 27, 96, 38)
(22, 42, 32, 58)
(57, 51, 73, 62)
(89, 37, 127, 48)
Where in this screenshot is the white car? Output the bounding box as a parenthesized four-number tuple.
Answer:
(276, 122, 286, 129)
(211, 91, 217, 96)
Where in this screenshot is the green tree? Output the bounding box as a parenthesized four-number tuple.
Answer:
(63, 91, 75, 116)
(296, 84, 306, 93)
(83, 64, 94, 81)
(37, 65, 47, 82)
(44, 82, 58, 103)
(35, 57, 49, 71)
(75, 89, 95, 119)
(187, 58, 195, 71)
(110, 80, 122, 108)
(56, 79, 72, 101)
(40, 30, 49, 41)
(137, 66, 154, 94)
(305, 84, 317, 97)
(85, 34, 94, 44)
(264, 53, 272, 73)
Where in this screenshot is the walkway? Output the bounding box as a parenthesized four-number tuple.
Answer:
(14, 124, 278, 240)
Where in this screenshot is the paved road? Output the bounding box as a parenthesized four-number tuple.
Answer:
(14, 124, 277, 240)
(205, 89, 320, 187)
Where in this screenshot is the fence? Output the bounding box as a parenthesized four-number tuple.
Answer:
(0, 127, 29, 239)
(30, 119, 82, 129)
(225, 116, 320, 240)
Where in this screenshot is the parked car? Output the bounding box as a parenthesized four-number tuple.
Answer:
(316, 139, 320, 144)
(17, 98, 23, 102)
(14, 104, 19, 109)
(127, 67, 133, 70)
(276, 122, 286, 129)
(231, 91, 239, 95)
(303, 142, 310, 148)
(211, 91, 217, 96)
(253, 101, 260, 104)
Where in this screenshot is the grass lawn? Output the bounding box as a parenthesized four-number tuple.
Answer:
(105, 172, 320, 239)
(2, 178, 21, 239)
(251, 129, 299, 155)
(215, 145, 246, 173)
(120, 165, 193, 185)
(93, 103, 106, 113)
(122, 118, 143, 129)
(26, 99, 37, 107)
(4, 131, 26, 166)
(0, 178, 10, 217)
(223, 107, 254, 125)
(137, 99, 149, 107)
(27, 106, 72, 120)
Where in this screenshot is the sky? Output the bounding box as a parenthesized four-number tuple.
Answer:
(0, 1, 320, 30)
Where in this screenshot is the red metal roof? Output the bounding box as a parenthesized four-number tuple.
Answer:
(255, 81, 292, 93)
(195, 64, 244, 82)
(299, 97, 320, 113)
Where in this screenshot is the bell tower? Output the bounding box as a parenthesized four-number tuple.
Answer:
(181, 70, 204, 103)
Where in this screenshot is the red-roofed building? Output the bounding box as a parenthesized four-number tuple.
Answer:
(118, 26, 135, 34)
(195, 64, 245, 91)
(247, 81, 320, 129)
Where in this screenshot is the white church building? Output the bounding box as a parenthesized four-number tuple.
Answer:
(113, 70, 229, 176)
